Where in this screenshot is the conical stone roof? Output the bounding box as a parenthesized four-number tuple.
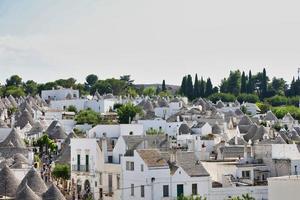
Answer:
(46, 120, 67, 139)
(16, 182, 41, 200)
(0, 128, 26, 148)
(0, 165, 20, 197)
(243, 124, 258, 142)
(238, 115, 253, 126)
(15, 109, 34, 129)
(264, 111, 278, 121)
(17, 168, 47, 196)
(42, 183, 66, 200)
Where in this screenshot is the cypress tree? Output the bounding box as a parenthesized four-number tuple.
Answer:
(261, 68, 268, 98)
(186, 74, 194, 100)
(194, 74, 200, 98)
(247, 70, 254, 93)
(241, 71, 247, 93)
(199, 77, 206, 97)
(180, 76, 187, 95)
(205, 78, 213, 97)
(162, 80, 166, 91)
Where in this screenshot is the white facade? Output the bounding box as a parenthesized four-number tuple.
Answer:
(137, 118, 182, 136)
(268, 175, 300, 200)
(154, 102, 183, 119)
(50, 98, 115, 113)
(70, 138, 121, 200)
(87, 124, 144, 138)
(191, 122, 212, 136)
(122, 150, 211, 200)
(41, 88, 79, 100)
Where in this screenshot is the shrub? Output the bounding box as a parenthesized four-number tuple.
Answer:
(265, 95, 288, 106)
(237, 93, 259, 103)
(208, 93, 236, 103)
(67, 105, 78, 113)
(272, 106, 300, 120)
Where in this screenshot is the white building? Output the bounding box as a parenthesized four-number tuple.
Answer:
(122, 150, 211, 200)
(136, 118, 182, 136)
(191, 122, 212, 136)
(87, 124, 144, 138)
(41, 88, 79, 101)
(50, 98, 115, 113)
(268, 175, 300, 200)
(70, 138, 122, 200)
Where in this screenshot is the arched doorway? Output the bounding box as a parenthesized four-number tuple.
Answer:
(84, 179, 90, 192)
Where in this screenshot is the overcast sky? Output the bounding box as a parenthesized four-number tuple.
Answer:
(0, 0, 300, 85)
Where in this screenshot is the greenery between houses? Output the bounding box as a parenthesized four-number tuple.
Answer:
(116, 103, 142, 124)
(52, 164, 71, 180)
(33, 134, 57, 156)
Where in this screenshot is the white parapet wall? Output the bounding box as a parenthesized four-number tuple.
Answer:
(209, 186, 268, 200)
(268, 175, 300, 200)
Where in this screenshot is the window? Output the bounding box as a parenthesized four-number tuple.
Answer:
(77, 154, 80, 171)
(141, 185, 145, 197)
(95, 181, 97, 187)
(141, 164, 144, 172)
(108, 156, 113, 163)
(117, 175, 120, 189)
(242, 170, 250, 178)
(85, 155, 89, 172)
(192, 184, 197, 195)
(126, 161, 134, 171)
(163, 185, 169, 197)
(131, 184, 134, 196)
(99, 172, 103, 185)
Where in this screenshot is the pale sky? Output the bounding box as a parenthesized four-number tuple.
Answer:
(0, 0, 300, 85)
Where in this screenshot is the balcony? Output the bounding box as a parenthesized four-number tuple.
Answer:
(72, 165, 89, 172)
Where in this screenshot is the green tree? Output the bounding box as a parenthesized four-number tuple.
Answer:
(186, 74, 194, 100)
(227, 70, 241, 96)
(199, 77, 206, 97)
(67, 105, 78, 113)
(180, 76, 187, 95)
(127, 87, 138, 98)
(208, 93, 236, 103)
(117, 103, 142, 124)
(247, 70, 254, 94)
(85, 74, 98, 87)
(261, 68, 268, 98)
(162, 80, 166, 91)
(91, 80, 112, 95)
(55, 78, 77, 88)
(34, 134, 57, 156)
(241, 71, 247, 93)
(120, 75, 134, 86)
(4, 86, 25, 97)
(220, 78, 228, 93)
(193, 74, 200, 98)
(24, 80, 38, 95)
(105, 78, 127, 95)
(143, 87, 156, 97)
(205, 78, 213, 97)
(237, 93, 259, 103)
(52, 164, 70, 180)
(6, 75, 22, 87)
(269, 77, 286, 96)
(75, 109, 101, 125)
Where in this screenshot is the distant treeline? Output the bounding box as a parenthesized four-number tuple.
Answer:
(1, 69, 300, 104)
(180, 68, 300, 101)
